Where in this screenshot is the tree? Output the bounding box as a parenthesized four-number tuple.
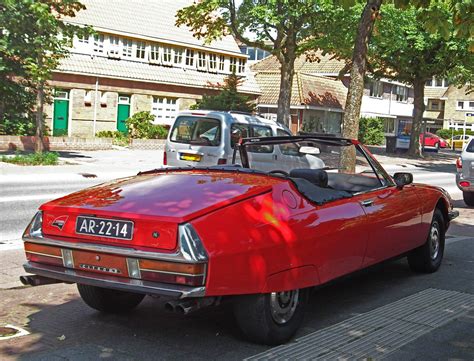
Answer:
(369, 4, 473, 156)
(0, 0, 89, 152)
(176, 0, 321, 126)
(193, 72, 256, 112)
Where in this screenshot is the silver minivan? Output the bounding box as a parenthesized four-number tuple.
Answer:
(456, 137, 474, 206)
(164, 110, 325, 171)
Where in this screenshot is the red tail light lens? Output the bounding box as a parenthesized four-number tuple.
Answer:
(163, 151, 167, 166)
(459, 181, 470, 187)
(456, 157, 462, 169)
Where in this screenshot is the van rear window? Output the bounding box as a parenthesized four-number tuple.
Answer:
(466, 139, 474, 153)
(170, 117, 221, 146)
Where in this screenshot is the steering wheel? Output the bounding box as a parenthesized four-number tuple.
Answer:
(268, 170, 290, 177)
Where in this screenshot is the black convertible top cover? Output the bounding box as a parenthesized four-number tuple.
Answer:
(290, 178, 353, 205)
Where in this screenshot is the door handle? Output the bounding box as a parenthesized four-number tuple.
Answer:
(360, 199, 374, 207)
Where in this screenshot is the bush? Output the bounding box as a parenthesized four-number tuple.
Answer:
(1, 152, 59, 165)
(436, 128, 474, 139)
(125, 111, 169, 139)
(358, 117, 385, 145)
(96, 130, 126, 139)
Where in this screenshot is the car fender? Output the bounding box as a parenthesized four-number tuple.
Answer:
(261, 265, 320, 293)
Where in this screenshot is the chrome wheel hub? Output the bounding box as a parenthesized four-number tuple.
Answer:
(430, 221, 440, 260)
(270, 290, 299, 324)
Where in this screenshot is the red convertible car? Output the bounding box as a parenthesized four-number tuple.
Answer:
(21, 136, 458, 345)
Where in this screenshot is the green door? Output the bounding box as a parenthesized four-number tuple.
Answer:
(117, 95, 130, 133)
(53, 92, 69, 136)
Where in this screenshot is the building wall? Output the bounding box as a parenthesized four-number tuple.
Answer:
(44, 74, 212, 137)
(443, 85, 474, 122)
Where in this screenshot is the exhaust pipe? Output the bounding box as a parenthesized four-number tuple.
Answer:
(165, 297, 217, 315)
(20, 275, 63, 287)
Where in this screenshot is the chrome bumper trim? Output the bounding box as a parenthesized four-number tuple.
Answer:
(23, 261, 205, 299)
(448, 210, 459, 221)
(23, 235, 204, 264)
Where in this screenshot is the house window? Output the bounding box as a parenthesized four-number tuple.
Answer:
(384, 118, 395, 134)
(185, 49, 195, 67)
(77, 35, 89, 44)
(209, 54, 217, 71)
(152, 97, 179, 124)
(174, 48, 183, 65)
(162, 46, 173, 65)
(428, 99, 440, 110)
(229, 57, 237, 73)
(197, 51, 207, 70)
(394, 85, 408, 102)
(122, 38, 133, 58)
(435, 78, 443, 87)
(369, 80, 383, 98)
(425, 79, 433, 87)
(238, 58, 246, 73)
(149, 44, 160, 63)
(136, 41, 146, 59)
(93, 34, 104, 54)
(470, 102, 474, 109)
(108, 36, 120, 57)
(457, 101, 464, 110)
(426, 77, 448, 87)
(218, 55, 225, 71)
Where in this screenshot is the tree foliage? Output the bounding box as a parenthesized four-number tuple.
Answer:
(0, 0, 90, 150)
(192, 72, 256, 112)
(176, 0, 323, 125)
(358, 117, 385, 145)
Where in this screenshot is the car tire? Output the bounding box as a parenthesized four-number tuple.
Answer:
(77, 284, 145, 313)
(407, 208, 445, 273)
(233, 288, 309, 345)
(463, 191, 474, 207)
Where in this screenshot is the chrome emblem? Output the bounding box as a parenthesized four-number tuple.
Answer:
(95, 255, 101, 261)
(51, 216, 68, 231)
(79, 264, 120, 274)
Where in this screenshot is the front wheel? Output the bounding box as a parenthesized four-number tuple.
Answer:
(463, 191, 474, 207)
(77, 284, 145, 313)
(407, 209, 445, 273)
(233, 288, 309, 345)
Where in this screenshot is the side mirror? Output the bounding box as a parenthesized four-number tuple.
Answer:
(299, 146, 320, 155)
(393, 172, 413, 188)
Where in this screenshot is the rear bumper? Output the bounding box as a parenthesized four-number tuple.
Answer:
(456, 174, 474, 191)
(23, 261, 205, 299)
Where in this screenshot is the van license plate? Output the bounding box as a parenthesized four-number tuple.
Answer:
(180, 153, 202, 162)
(76, 216, 133, 240)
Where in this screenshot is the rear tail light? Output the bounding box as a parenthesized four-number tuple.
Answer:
(459, 181, 470, 187)
(24, 242, 63, 267)
(217, 158, 227, 165)
(456, 157, 462, 170)
(138, 259, 206, 286)
(163, 151, 167, 166)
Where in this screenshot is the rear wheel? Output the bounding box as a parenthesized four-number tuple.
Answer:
(463, 191, 474, 207)
(77, 284, 145, 313)
(233, 288, 309, 345)
(408, 209, 445, 273)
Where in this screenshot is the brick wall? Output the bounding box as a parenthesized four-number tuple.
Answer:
(0, 136, 165, 151)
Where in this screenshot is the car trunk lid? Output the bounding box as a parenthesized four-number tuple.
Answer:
(40, 170, 280, 250)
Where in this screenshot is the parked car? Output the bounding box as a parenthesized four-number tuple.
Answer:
(21, 136, 458, 345)
(165, 110, 305, 170)
(448, 135, 474, 151)
(420, 132, 447, 151)
(456, 137, 474, 206)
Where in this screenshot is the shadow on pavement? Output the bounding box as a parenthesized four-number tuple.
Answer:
(0, 150, 93, 160)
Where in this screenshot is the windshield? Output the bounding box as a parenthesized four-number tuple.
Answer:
(466, 139, 474, 153)
(236, 137, 392, 194)
(170, 116, 221, 146)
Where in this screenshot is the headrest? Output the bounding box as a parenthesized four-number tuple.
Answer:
(289, 169, 328, 188)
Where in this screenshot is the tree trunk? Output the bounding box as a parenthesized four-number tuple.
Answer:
(35, 81, 45, 153)
(341, 0, 382, 172)
(407, 78, 425, 157)
(276, 57, 296, 127)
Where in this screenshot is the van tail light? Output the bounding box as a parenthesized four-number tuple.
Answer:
(163, 151, 167, 166)
(459, 181, 470, 188)
(217, 158, 227, 165)
(456, 157, 462, 171)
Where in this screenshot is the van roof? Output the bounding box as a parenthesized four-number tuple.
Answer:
(175, 110, 289, 131)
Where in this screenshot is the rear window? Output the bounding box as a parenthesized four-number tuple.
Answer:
(466, 139, 474, 153)
(170, 116, 221, 146)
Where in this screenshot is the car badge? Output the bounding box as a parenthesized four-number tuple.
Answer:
(51, 215, 68, 231)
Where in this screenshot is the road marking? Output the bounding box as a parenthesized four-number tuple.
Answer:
(246, 288, 474, 360)
(0, 193, 66, 203)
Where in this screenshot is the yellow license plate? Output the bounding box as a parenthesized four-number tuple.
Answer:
(180, 153, 202, 162)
